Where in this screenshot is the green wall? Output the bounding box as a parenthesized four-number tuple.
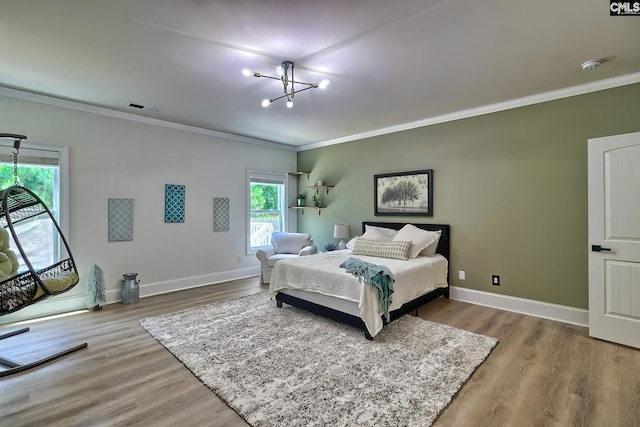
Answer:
(296, 83, 640, 309)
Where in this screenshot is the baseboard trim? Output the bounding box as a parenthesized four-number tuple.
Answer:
(0, 294, 88, 326)
(449, 286, 589, 327)
(106, 266, 261, 303)
(0, 267, 261, 326)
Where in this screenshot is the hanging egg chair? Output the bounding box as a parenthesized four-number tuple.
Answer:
(0, 133, 86, 377)
(0, 186, 80, 312)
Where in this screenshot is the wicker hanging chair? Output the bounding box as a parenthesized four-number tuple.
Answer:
(0, 133, 86, 377)
(0, 185, 80, 313)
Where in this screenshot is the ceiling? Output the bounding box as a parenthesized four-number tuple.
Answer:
(1, 0, 639, 149)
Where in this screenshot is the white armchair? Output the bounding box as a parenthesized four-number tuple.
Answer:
(256, 232, 317, 284)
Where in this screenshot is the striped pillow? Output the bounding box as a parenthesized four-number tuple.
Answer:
(351, 238, 411, 260)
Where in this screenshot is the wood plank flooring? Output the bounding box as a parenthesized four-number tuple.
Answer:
(0, 277, 638, 427)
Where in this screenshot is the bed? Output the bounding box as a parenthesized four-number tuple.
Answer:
(269, 222, 450, 339)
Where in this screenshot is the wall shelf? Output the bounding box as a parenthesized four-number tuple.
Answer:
(288, 171, 311, 180)
(289, 206, 325, 216)
(290, 169, 334, 212)
(304, 185, 335, 195)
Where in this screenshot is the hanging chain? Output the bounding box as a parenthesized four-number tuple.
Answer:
(0, 134, 26, 186)
(13, 141, 20, 186)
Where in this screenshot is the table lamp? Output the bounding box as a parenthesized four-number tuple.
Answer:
(333, 224, 351, 250)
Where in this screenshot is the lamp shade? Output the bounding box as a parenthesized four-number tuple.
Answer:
(334, 224, 351, 250)
(333, 224, 351, 239)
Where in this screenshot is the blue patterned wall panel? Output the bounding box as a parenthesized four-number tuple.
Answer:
(165, 184, 185, 223)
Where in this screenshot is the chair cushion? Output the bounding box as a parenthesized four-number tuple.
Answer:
(271, 232, 313, 254)
(36, 271, 79, 299)
(266, 253, 300, 267)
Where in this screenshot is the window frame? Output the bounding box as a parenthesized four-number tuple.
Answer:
(0, 140, 70, 242)
(247, 169, 287, 254)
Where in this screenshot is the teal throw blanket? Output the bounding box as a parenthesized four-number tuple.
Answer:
(339, 257, 395, 321)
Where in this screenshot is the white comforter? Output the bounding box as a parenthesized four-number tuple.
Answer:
(269, 249, 448, 337)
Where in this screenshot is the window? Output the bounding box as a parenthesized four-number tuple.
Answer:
(247, 169, 286, 252)
(0, 142, 68, 271)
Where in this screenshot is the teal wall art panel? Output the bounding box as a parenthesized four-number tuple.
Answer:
(165, 184, 185, 223)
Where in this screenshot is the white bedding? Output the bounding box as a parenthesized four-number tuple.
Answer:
(269, 249, 448, 337)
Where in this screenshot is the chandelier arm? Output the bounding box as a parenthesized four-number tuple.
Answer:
(288, 79, 315, 86)
(289, 85, 315, 95)
(269, 93, 291, 103)
(252, 74, 316, 87)
(266, 85, 317, 104)
(272, 86, 315, 104)
(256, 75, 281, 81)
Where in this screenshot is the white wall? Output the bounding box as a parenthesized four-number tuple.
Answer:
(0, 94, 296, 323)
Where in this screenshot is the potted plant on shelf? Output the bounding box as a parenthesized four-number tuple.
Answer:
(312, 194, 320, 207)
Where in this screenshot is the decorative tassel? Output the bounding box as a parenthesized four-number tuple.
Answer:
(86, 264, 106, 311)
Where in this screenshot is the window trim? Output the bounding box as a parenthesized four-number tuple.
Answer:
(0, 141, 70, 239)
(247, 169, 287, 254)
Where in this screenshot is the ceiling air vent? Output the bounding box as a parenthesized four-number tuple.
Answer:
(128, 102, 160, 112)
(581, 60, 602, 71)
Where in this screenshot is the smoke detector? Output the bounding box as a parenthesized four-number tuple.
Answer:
(581, 60, 602, 71)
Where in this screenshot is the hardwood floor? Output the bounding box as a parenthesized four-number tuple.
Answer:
(0, 278, 638, 427)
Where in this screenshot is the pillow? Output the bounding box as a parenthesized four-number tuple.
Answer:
(351, 237, 411, 260)
(361, 227, 393, 241)
(364, 225, 398, 240)
(346, 237, 357, 250)
(346, 227, 392, 250)
(393, 224, 441, 259)
(418, 230, 442, 256)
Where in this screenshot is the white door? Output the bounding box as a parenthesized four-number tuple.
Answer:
(588, 131, 640, 349)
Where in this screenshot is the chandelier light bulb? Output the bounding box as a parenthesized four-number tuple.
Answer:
(261, 99, 271, 108)
(241, 68, 252, 77)
(286, 100, 293, 109)
(318, 79, 330, 89)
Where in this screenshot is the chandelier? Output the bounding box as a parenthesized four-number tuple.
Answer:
(242, 61, 330, 109)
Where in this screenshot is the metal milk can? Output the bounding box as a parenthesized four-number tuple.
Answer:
(121, 272, 140, 304)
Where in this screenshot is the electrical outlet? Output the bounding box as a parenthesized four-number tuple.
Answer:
(458, 270, 465, 280)
(492, 275, 500, 286)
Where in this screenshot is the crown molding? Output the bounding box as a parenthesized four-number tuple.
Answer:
(0, 86, 295, 152)
(3, 71, 639, 153)
(298, 71, 640, 151)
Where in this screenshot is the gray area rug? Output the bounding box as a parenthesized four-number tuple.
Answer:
(140, 293, 497, 427)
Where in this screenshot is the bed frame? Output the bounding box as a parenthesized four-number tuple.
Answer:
(275, 222, 450, 340)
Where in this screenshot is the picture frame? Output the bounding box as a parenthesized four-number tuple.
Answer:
(374, 169, 433, 216)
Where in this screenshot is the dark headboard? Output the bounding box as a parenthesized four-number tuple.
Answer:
(362, 222, 450, 261)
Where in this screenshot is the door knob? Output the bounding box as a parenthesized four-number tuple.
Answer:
(591, 244, 612, 252)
